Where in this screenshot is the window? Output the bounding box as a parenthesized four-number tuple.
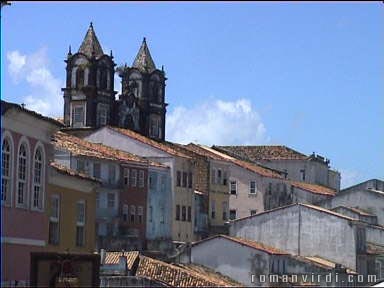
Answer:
(150, 116, 161, 138)
(250, 209, 257, 216)
(211, 169, 216, 184)
(99, 70, 107, 90)
(149, 206, 153, 223)
(138, 206, 143, 224)
(76, 68, 84, 89)
(182, 206, 186, 221)
(93, 163, 101, 179)
(17, 143, 28, 207)
(188, 172, 193, 188)
(176, 205, 180, 221)
(230, 181, 237, 195)
(76, 201, 85, 247)
(182, 172, 187, 188)
(149, 173, 157, 190)
(211, 200, 216, 219)
(122, 204, 128, 222)
(223, 171, 228, 186)
(229, 209, 237, 220)
(123, 168, 129, 186)
(130, 205, 136, 223)
(2, 137, 12, 204)
(222, 201, 228, 221)
(108, 164, 115, 184)
(49, 195, 60, 245)
(77, 159, 85, 173)
(96, 192, 100, 208)
(138, 170, 145, 188)
(131, 169, 137, 187)
(71, 104, 85, 127)
(187, 206, 191, 222)
(250, 181, 256, 194)
(107, 193, 115, 208)
(160, 207, 165, 224)
(176, 171, 181, 187)
(300, 169, 306, 181)
(97, 103, 108, 126)
(160, 175, 166, 192)
(32, 147, 44, 209)
(217, 169, 222, 184)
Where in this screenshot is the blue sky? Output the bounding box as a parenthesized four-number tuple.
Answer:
(2, 2, 383, 187)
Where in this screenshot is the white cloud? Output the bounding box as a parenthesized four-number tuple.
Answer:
(340, 169, 362, 189)
(166, 98, 269, 146)
(6, 48, 63, 117)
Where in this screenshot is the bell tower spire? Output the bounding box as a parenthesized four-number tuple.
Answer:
(62, 23, 116, 129)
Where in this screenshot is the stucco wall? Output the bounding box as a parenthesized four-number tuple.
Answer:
(188, 237, 271, 286)
(230, 204, 358, 270)
(318, 189, 384, 226)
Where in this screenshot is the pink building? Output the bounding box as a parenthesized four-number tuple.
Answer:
(1, 101, 62, 285)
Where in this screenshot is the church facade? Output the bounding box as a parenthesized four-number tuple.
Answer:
(62, 23, 167, 141)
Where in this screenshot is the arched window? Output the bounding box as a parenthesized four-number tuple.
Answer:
(32, 147, 44, 209)
(100, 70, 107, 90)
(76, 68, 85, 89)
(2, 137, 12, 204)
(17, 143, 28, 207)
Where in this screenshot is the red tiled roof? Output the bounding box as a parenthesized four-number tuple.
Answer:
(214, 145, 308, 161)
(1, 100, 64, 127)
(232, 203, 357, 223)
(104, 251, 139, 270)
(332, 206, 375, 217)
(192, 234, 289, 255)
(186, 144, 283, 179)
(108, 126, 192, 159)
(136, 255, 238, 287)
(52, 131, 165, 168)
(290, 180, 336, 196)
(50, 162, 101, 183)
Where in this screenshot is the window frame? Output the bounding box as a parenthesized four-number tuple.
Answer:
(249, 180, 257, 194)
(16, 139, 30, 209)
(230, 180, 237, 195)
(48, 194, 60, 245)
(32, 144, 45, 211)
(1, 132, 14, 206)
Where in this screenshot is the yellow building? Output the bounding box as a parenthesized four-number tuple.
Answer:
(45, 162, 100, 253)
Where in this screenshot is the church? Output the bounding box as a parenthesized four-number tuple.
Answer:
(62, 23, 167, 141)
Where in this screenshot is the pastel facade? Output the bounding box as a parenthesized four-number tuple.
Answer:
(84, 126, 196, 242)
(1, 101, 61, 284)
(45, 163, 99, 253)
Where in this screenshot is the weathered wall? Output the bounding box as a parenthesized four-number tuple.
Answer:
(230, 204, 358, 270)
(187, 237, 271, 286)
(318, 189, 384, 226)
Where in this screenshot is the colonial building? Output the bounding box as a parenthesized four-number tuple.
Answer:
(62, 23, 167, 141)
(1, 100, 62, 284)
(213, 145, 341, 191)
(52, 130, 169, 251)
(229, 203, 384, 283)
(46, 162, 100, 254)
(83, 126, 196, 242)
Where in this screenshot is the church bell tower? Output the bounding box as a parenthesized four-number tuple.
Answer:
(117, 38, 167, 141)
(62, 23, 116, 128)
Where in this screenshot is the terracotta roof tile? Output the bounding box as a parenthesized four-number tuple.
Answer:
(192, 234, 289, 255)
(104, 251, 139, 270)
(52, 131, 165, 168)
(1, 100, 64, 127)
(332, 206, 375, 217)
(366, 242, 384, 255)
(108, 127, 192, 159)
(50, 162, 101, 183)
(290, 180, 336, 196)
(136, 255, 238, 287)
(214, 145, 308, 161)
(186, 144, 282, 179)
